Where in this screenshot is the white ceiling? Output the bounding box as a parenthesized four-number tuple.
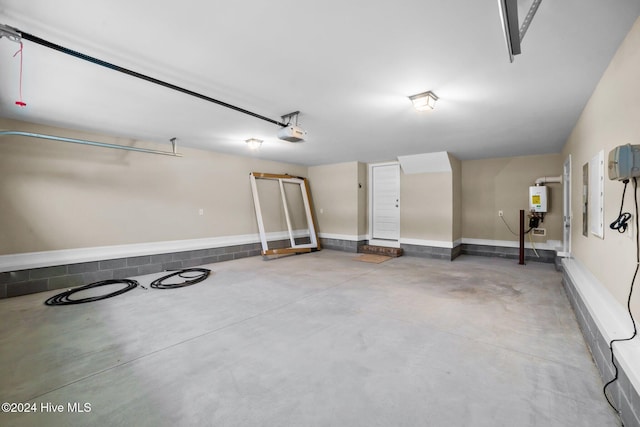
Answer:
(1, 1, 639, 166)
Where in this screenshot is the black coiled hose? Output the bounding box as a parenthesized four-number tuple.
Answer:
(150, 268, 211, 289)
(44, 279, 138, 306)
(610, 179, 632, 233)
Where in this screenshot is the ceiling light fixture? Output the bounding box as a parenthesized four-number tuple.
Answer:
(409, 91, 438, 111)
(245, 138, 263, 150)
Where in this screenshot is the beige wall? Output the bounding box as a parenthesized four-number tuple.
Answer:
(357, 162, 368, 236)
(400, 171, 453, 242)
(308, 161, 360, 236)
(562, 17, 640, 309)
(450, 154, 462, 241)
(0, 118, 307, 254)
(311, 159, 457, 244)
(461, 154, 563, 243)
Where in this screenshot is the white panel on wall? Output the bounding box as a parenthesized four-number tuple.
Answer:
(397, 151, 451, 174)
(589, 150, 605, 238)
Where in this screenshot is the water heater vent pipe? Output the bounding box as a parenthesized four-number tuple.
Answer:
(534, 175, 562, 185)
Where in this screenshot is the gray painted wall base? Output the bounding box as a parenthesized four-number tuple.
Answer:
(461, 243, 555, 263)
(562, 267, 640, 427)
(320, 238, 366, 253)
(321, 238, 462, 261)
(0, 239, 566, 300)
(401, 243, 461, 261)
(325, 239, 560, 263)
(0, 240, 293, 299)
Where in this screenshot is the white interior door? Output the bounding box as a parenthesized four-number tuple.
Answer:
(369, 163, 400, 247)
(561, 155, 572, 256)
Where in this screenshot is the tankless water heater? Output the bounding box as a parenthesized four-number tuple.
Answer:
(529, 186, 548, 213)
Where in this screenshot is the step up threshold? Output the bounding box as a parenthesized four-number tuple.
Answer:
(360, 245, 403, 257)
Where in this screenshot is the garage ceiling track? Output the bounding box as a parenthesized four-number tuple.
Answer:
(0, 24, 288, 128)
(0, 2, 639, 165)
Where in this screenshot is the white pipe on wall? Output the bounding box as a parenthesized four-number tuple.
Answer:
(534, 175, 562, 185)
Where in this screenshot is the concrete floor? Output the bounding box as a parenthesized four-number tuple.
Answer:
(0, 251, 616, 426)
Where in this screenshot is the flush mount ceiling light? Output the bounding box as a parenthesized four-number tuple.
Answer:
(409, 91, 439, 111)
(245, 138, 263, 150)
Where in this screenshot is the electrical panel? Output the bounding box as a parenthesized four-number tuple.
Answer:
(529, 186, 548, 213)
(608, 144, 640, 181)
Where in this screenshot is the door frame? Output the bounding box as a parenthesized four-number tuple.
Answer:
(560, 155, 572, 257)
(368, 161, 401, 248)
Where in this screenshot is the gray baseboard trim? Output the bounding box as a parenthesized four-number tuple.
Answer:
(461, 243, 555, 263)
(554, 255, 564, 272)
(401, 243, 461, 261)
(562, 259, 640, 427)
(320, 238, 367, 253)
(452, 244, 462, 260)
(0, 240, 293, 299)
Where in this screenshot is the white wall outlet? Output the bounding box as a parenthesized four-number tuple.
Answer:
(198, 208, 204, 216)
(498, 210, 504, 217)
(627, 215, 634, 239)
(320, 208, 324, 214)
